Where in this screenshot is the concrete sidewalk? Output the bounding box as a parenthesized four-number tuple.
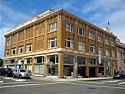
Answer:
(31, 75, 113, 82)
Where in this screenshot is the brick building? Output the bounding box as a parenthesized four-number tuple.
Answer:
(4, 9, 117, 77)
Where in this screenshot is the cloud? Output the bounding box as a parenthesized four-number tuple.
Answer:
(0, 4, 31, 58)
(51, 0, 79, 11)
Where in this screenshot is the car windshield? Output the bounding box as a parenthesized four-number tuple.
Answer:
(20, 70, 26, 72)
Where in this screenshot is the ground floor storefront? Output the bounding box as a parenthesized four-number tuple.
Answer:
(3, 52, 117, 78)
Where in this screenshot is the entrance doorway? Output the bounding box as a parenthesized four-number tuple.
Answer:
(89, 67, 96, 77)
(78, 66, 85, 77)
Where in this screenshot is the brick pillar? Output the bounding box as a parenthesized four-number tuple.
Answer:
(85, 58, 89, 77)
(32, 56, 34, 74)
(44, 55, 47, 77)
(73, 56, 78, 78)
(95, 58, 99, 76)
(104, 60, 106, 76)
(58, 53, 64, 78)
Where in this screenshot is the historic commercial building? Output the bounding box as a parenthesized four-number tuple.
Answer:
(4, 9, 117, 78)
(116, 39, 125, 72)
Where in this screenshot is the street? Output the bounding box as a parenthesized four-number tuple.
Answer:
(0, 76, 125, 94)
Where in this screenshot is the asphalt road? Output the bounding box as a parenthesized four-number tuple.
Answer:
(0, 76, 125, 94)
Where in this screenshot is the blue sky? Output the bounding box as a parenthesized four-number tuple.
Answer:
(0, 0, 125, 58)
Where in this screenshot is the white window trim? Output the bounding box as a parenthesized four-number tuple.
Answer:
(106, 49, 110, 56)
(65, 38, 73, 48)
(49, 22, 57, 32)
(98, 48, 103, 56)
(105, 38, 109, 45)
(6, 50, 9, 56)
(78, 41, 85, 51)
(112, 50, 115, 57)
(78, 27, 84, 36)
(89, 32, 95, 40)
(89, 45, 95, 53)
(11, 48, 16, 55)
(48, 38, 57, 48)
(6, 40, 10, 46)
(26, 44, 32, 52)
(18, 46, 23, 54)
(98, 35, 102, 42)
(66, 23, 72, 32)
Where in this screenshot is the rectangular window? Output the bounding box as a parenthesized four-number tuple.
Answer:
(65, 38, 73, 48)
(66, 23, 72, 32)
(98, 47, 103, 56)
(49, 22, 57, 32)
(89, 45, 95, 53)
(106, 49, 110, 56)
(26, 58, 32, 64)
(78, 41, 85, 51)
(35, 56, 44, 63)
(105, 38, 109, 45)
(11, 48, 16, 55)
(89, 58, 96, 65)
(112, 50, 115, 57)
(64, 55, 74, 64)
(78, 28, 84, 36)
(47, 55, 58, 64)
(98, 35, 102, 42)
(77, 57, 86, 64)
(18, 46, 23, 54)
(48, 38, 57, 48)
(6, 49, 9, 56)
(6, 40, 10, 46)
(26, 44, 32, 52)
(111, 41, 115, 47)
(89, 32, 95, 40)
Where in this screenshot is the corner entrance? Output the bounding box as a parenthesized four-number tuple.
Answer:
(89, 67, 96, 77)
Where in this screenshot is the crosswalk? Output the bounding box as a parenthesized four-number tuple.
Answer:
(4, 77, 26, 82)
(82, 80, 125, 85)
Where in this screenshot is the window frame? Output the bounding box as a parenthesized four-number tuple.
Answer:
(49, 22, 57, 32)
(89, 32, 95, 40)
(106, 49, 110, 56)
(78, 27, 84, 36)
(89, 45, 95, 53)
(65, 38, 73, 48)
(11, 48, 16, 55)
(98, 35, 102, 42)
(18, 46, 23, 54)
(78, 41, 85, 51)
(48, 38, 57, 48)
(66, 23, 72, 32)
(26, 44, 32, 52)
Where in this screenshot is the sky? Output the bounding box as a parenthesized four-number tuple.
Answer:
(0, 0, 125, 58)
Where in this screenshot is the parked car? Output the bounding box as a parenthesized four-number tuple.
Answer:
(26, 70, 32, 76)
(0, 68, 13, 76)
(113, 72, 125, 79)
(13, 69, 30, 79)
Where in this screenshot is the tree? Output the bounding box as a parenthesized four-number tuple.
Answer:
(0, 58, 3, 67)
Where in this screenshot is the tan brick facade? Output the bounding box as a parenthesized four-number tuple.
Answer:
(4, 9, 117, 77)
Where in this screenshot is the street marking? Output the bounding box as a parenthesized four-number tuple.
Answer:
(12, 79, 26, 82)
(0, 82, 69, 89)
(2, 81, 35, 85)
(109, 80, 121, 82)
(68, 82, 125, 90)
(4, 77, 12, 79)
(118, 82, 125, 85)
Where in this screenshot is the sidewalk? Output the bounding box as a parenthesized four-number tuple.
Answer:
(31, 75, 113, 82)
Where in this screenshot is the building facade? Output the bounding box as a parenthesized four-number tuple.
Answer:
(4, 9, 117, 78)
(116, 39, 125, 72)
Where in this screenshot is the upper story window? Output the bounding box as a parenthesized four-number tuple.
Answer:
(78, 28, 84, 36)
(6, 49, 9, 56)
(112, 50, 115, 57)
(26, 44, 32, 52)
(49, 22, 57, 32)
(35, 56, 44, 63)
(98, 35, 102, 42)
(78, 41, 85, 51)
(11, 48, 16, 55)
(6, 40, 10, 46)
(89, 32, 95, 40)
(106, 49, 110, 56)
(66, 23, 72, 32)
(26, 58, 32, 64)
(105, 38, 109, 45)
(98, 47, 103, 56)
(18, 46, 23, 54)
(111, 41, 115, 47)
(48, 38, 57, 48)
(89, 45, 95, 53)
(65, 38, 73, 48)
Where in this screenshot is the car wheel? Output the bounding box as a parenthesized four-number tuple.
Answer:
(19, 75, 22, 79)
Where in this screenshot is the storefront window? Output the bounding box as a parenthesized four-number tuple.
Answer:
(64, 55, 74, 64)
(89, 58, 96, 65)
(77, 56, 86, 64)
